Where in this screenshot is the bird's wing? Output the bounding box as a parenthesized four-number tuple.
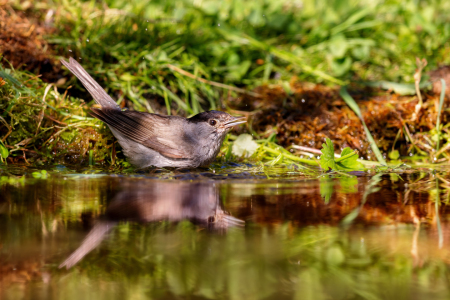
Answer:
(60, 57, 120, 110)
(91, 108, 195, 159)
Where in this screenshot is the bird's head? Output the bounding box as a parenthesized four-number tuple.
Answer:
(188, 110, 246, 138)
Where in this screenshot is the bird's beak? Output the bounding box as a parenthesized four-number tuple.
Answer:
(224, 116, 247, 128)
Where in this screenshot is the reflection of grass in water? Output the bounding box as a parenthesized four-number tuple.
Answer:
(2, 170, 450, 298)
(56, 223, 450, 300)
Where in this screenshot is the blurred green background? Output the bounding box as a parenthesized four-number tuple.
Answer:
(12, 0, 450, 114)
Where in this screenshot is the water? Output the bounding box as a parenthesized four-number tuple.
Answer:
(1, 165, 450, 299)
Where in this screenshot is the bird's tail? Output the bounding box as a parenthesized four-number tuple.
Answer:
(59, 221, 117, 269)
(60, 57, 120, 110)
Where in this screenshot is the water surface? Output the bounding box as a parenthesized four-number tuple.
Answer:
(1, 164, 450, 299)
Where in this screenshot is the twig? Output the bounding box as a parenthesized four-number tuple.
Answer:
(36, 84, 52, 135)
(436, 173, 450, 185)
(435, 78, 446, 158)
(412, 57, 428, 121)
(291, 144, 339, 158)
(166, 64, 261, 97)
(5, 145, 38, 154)
(0, 115, 12, 142)
(44, 113, 67, 125)
(435, 142, 450, 159)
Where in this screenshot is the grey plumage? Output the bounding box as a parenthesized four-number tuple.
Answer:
(61, 57, 246, 168)
(60, 57, 119, 110)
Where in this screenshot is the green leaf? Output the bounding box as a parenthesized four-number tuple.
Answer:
(388, 150, 400, 160)
(32, 172, 42, 178)
(60, 131, 77, 143)
(0, 140, 8, 159)
(328, 34, 348, 58)
(320, 138, 363, 171)
(120, 73, 136, 81)
(320, 138, 336, 171)
(336, 147, 364, 171)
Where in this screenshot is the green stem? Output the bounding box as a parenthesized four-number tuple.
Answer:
(335, 151, 357, 163)
(89, 149, 94, 166)
(263, 146, 319, 166)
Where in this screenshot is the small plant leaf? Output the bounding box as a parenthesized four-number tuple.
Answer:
(320, 138, 363, 171)
(336, 147, 364, 171)
(320, 138, 337, 171)
(32, 172, 42, 178)
(0, 140, 8, 159)
(388, 150, 400, 160)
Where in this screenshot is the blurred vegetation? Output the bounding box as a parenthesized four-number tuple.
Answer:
(2, 174, 450, 299)
(12, 0, 450, 112)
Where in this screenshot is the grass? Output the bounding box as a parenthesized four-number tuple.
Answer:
(2, 0, 450, 168)
(18, 0, 450, 114)
(0, 63, 121, 167)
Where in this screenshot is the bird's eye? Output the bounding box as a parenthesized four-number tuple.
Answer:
(209, 119, 217, 126)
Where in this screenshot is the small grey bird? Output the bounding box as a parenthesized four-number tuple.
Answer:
(61, 57, 246, 168)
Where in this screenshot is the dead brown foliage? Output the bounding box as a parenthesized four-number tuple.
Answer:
(233, 79, 450, 161)
(0, 3, 61, 82)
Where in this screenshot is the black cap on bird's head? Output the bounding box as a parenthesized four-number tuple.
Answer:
(188, 110, 246, 131)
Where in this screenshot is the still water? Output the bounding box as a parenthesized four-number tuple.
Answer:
(1, 164, 450, 299)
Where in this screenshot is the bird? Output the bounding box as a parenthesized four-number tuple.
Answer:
(60, 57, 246, 168)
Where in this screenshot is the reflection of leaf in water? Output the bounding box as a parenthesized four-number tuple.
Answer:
(389, 173, 403, 182)
(320, 177, 334, 204)
(295, 268, 326, 300)
(326, 244, 345, 266)
(167, 265, 187, 295)
(341, 174, 382, 227)
(339, 176, 358, 194)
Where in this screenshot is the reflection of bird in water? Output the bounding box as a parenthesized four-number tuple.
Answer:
(59, 181, 244, 269)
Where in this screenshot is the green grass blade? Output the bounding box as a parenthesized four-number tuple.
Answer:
(218, 30, 346, 85)
(330, 8, 372, 35)
(340, 86, 387, 165)
(339, 86, 363, 118)
(435, 79, 446, 153)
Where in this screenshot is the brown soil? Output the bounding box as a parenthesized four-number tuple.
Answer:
(232, 79, 450, 161)
(0, 2, 62, 82)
